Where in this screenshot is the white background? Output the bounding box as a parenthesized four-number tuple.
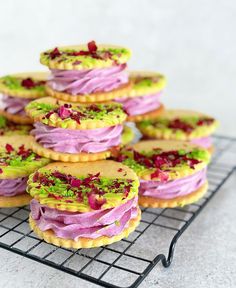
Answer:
(0, 0, 235, 136)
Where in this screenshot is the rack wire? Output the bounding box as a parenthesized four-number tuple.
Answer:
(0, 135, 235, 288)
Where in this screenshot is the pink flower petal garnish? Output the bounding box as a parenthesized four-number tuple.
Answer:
(58, 106, 71, 119)
(88, 41, 97, 53)
(5, 144, 14, 153)
(88, 193, 106, 210)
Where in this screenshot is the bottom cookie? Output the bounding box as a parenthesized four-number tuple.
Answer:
(139, 181, 208, 208)
(30, 138, 113, 162)
(29, 208, 141, 249)
(0, 193, 32, 208)
(0, 110, 33, 125)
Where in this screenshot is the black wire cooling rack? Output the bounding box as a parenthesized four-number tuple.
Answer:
(0, 135, 235, 288)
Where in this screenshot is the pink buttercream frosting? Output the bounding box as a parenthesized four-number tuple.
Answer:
(1, 95, 32, 116)
(191, 137, 212, 148)
(139, 168, 207, 199)
(48, 64, 128, 95)
(31, 122, 123, 153)
(0, 177, 28, 197)
(115, 92, 162, 116)
(30, 197, 138, 240)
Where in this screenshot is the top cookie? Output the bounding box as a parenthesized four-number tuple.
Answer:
(114, 140, 210, 181)
(26, 97, 127, 130)
(0, 136, 50, 179)
(127, 71, 166, 97)
(137, 109, 218, 140)
(40, 41, 132, 70)
(27, 160, 139, 212)
(0, 72, 48, 99)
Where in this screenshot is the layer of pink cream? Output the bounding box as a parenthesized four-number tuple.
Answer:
(0, 177, 28, 197)
(139, 168, 207, 199)
(30, 197, 138, 240)
(31, 122, 123, 153)
(0, 95, 32, 116)
(115, 92, 162, 116)
(191, 137, 212, 148)
(48, 64, 128, 95)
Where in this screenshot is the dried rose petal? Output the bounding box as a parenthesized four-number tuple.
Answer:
(116, 154, 128, 162)
(197, 118, 214, 126)
(69, 51, 90, 56)
(52, 171, 69, 181)
(39, 174, 54, 186)
(88, 41, 97, 53)
(150, 169, 169, 181)
(63, 103, 72, 108)
(49, 47, 61, 59)
(133, 151, 152, 168)
(21, 78, 35, 89)
(153, 155, 168, 167)
(5, 144, 14, 153)
(88, 193, 106, 210)
(168, 119, 193, 134)
(58, 106, 71, 119)
(33, 171, 39, 182)
(88, 104, 101, 112)
(70, 178, 81, 188)
(187, 158, 201, 169)
(70, 113, 81, 124)
(17, 145, 31, 159)
(123, 185, 131, 198)
(76, 191, 83, 202)
(45, 111, 54, 119)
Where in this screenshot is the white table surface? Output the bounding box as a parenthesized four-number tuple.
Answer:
(0, 169, 235, 288)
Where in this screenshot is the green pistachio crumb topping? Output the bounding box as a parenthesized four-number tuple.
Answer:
(28, 170, 138, 210)
(26, 101, 126, 127)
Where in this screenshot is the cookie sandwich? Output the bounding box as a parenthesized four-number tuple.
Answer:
(40, 41, 132, 103)
(115, 71, 166, 121)
(115, 140, 210, 208)
(0, 136, 50, 207)
(26, 97, 127, 162)
(0, 72, 48, 124)
(27, 160, 141, 248)
(137, 109, 218, 152)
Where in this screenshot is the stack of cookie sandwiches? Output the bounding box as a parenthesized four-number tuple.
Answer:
(22, 42, 142, 246)
(25, 41, 140, 163)
(0, 40, 219, 250)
